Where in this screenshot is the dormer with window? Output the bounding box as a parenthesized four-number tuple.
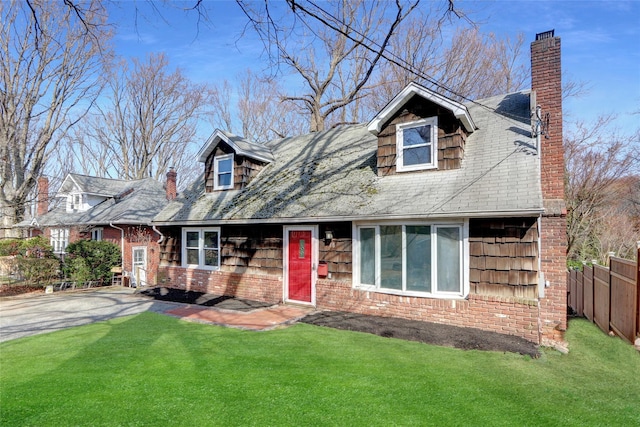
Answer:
(368, 82, 476, 176)
(198, 130, 274, 193)
(58, 174, 119, 213)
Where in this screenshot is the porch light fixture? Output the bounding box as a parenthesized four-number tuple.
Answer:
(324, 230, 333, 245)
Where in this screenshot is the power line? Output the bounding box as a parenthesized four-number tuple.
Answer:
(298, 0, 528, 125)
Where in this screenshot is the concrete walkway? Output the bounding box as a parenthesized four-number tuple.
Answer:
(0, 287, 312, 343)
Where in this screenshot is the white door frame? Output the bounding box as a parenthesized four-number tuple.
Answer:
(132, 246, 147, 287)
(283, 225, 318, 306)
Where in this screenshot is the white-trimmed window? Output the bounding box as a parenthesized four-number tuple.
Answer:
(355, 222, 465, 297)
(51, 228, 69, 254)
(91, 227, 103, 241)
(214, 154, 234, 190)
(67, 193, 84, 212)
(182, 227, 221, 269)
(396, 117, 437, 171)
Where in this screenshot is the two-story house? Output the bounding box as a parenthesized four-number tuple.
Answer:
(19, 171, 178, 286)
(152, 31, 567, 346)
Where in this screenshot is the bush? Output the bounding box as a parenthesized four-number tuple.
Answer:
(68, 257, 92, 283)
(0, 239, 21, 256)
(63, 240, 121, 282)
(6, 237, 59, 285)
(19, 236, 54, 258)
(15, 258, 60, 285)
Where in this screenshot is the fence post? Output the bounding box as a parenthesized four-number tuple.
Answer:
(636, 242, 639, 344)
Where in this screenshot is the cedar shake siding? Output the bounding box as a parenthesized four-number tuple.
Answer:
(158, 226, 182, 267)
(159, 224, 283, 274)
(204, 145, 267, 193)
(221, 225, 283, 275)
(319, 222, 352, 282)
(377, 95, 468, 176)
(469, 218, 539, 299)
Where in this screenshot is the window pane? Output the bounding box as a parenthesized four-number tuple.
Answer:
(359, 228, 376, 285)
(380, 225, 402, 290)
(204, 249, 219, 267)
(186, 231, 199, 248)
(204, 231, 218, 249)
(403, 146, 431, 166)
(218, 158, 232, 172)
(437, 227, 461, 292)
(406, 226, 431, 292)
(218, 172, 231, 187)
(403, 125, 431, 146)
(186, 249, 199, 265)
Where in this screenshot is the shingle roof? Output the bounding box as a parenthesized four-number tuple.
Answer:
(26, 177, 168, 227)
(57, 173, 133, 197)
(155, 90, 542, 224)
(197, 129, 275, 163)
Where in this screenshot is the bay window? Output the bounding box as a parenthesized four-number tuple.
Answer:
(182, 228, 220, 269)
(356, 223, 465, 297)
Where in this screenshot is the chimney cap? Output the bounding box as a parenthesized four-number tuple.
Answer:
(535, 30, 555, 41)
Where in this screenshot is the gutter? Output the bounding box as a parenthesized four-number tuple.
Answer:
(152, 208, 546, 227)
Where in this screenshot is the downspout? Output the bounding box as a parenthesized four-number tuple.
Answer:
(152, 224, 165, 244)
(110, 222, 125, 276)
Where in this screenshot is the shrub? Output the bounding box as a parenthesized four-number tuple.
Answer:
(7, 237, 59, 285)
(15, 257, 60, 285)
(64, 240, 121, 282)
(68, 257, 92, 283)
(0, 239, 21, 256)
(19, 236, 54, 258)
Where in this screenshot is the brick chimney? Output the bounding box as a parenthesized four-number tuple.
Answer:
(531, 30, 564, 203)
(166, 167, 177, 200)
(37, 176, 49, 216)
(531, 30, 567, 347)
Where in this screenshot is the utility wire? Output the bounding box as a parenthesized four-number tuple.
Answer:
(300, 0, 529, 125)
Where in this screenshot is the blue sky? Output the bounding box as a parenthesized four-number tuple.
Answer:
(107, 0, 640, 139)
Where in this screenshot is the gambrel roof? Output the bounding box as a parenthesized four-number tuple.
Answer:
(155, 88, 542, 225)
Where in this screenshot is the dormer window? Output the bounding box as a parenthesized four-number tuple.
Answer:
(67, 193, 84, 212)
(214, 154, 234, 190)
(396, 117, 437, 172)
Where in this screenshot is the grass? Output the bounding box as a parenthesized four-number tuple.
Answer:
(1, 314, 639, 426)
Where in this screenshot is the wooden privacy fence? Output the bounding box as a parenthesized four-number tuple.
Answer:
(568, 245, 640, 344)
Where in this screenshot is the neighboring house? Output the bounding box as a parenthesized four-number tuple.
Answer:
(153, 31, 566, 346)
(17, 171, 178, 287)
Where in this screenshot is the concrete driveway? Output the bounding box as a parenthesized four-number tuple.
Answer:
(0, 287, 178, 343)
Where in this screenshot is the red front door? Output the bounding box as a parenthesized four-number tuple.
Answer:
(288, 230, 312, 303)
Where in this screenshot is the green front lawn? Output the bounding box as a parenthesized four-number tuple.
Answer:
(1, 314, 638, 426)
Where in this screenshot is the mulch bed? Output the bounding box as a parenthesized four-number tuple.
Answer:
(139, 287, 539, 357)
(137, 287, 273, 312)
(301, 311, 540, 357)
(0, 284, 43, 298)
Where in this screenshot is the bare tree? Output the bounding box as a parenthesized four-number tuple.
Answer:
(565, 116, 640, 263)
(0, 0, 111, 236)
(77, 53, 213, 185)
(365, 25, 529, 116)
(239, 0, 420, 132)
(210, 70, 307, 143)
